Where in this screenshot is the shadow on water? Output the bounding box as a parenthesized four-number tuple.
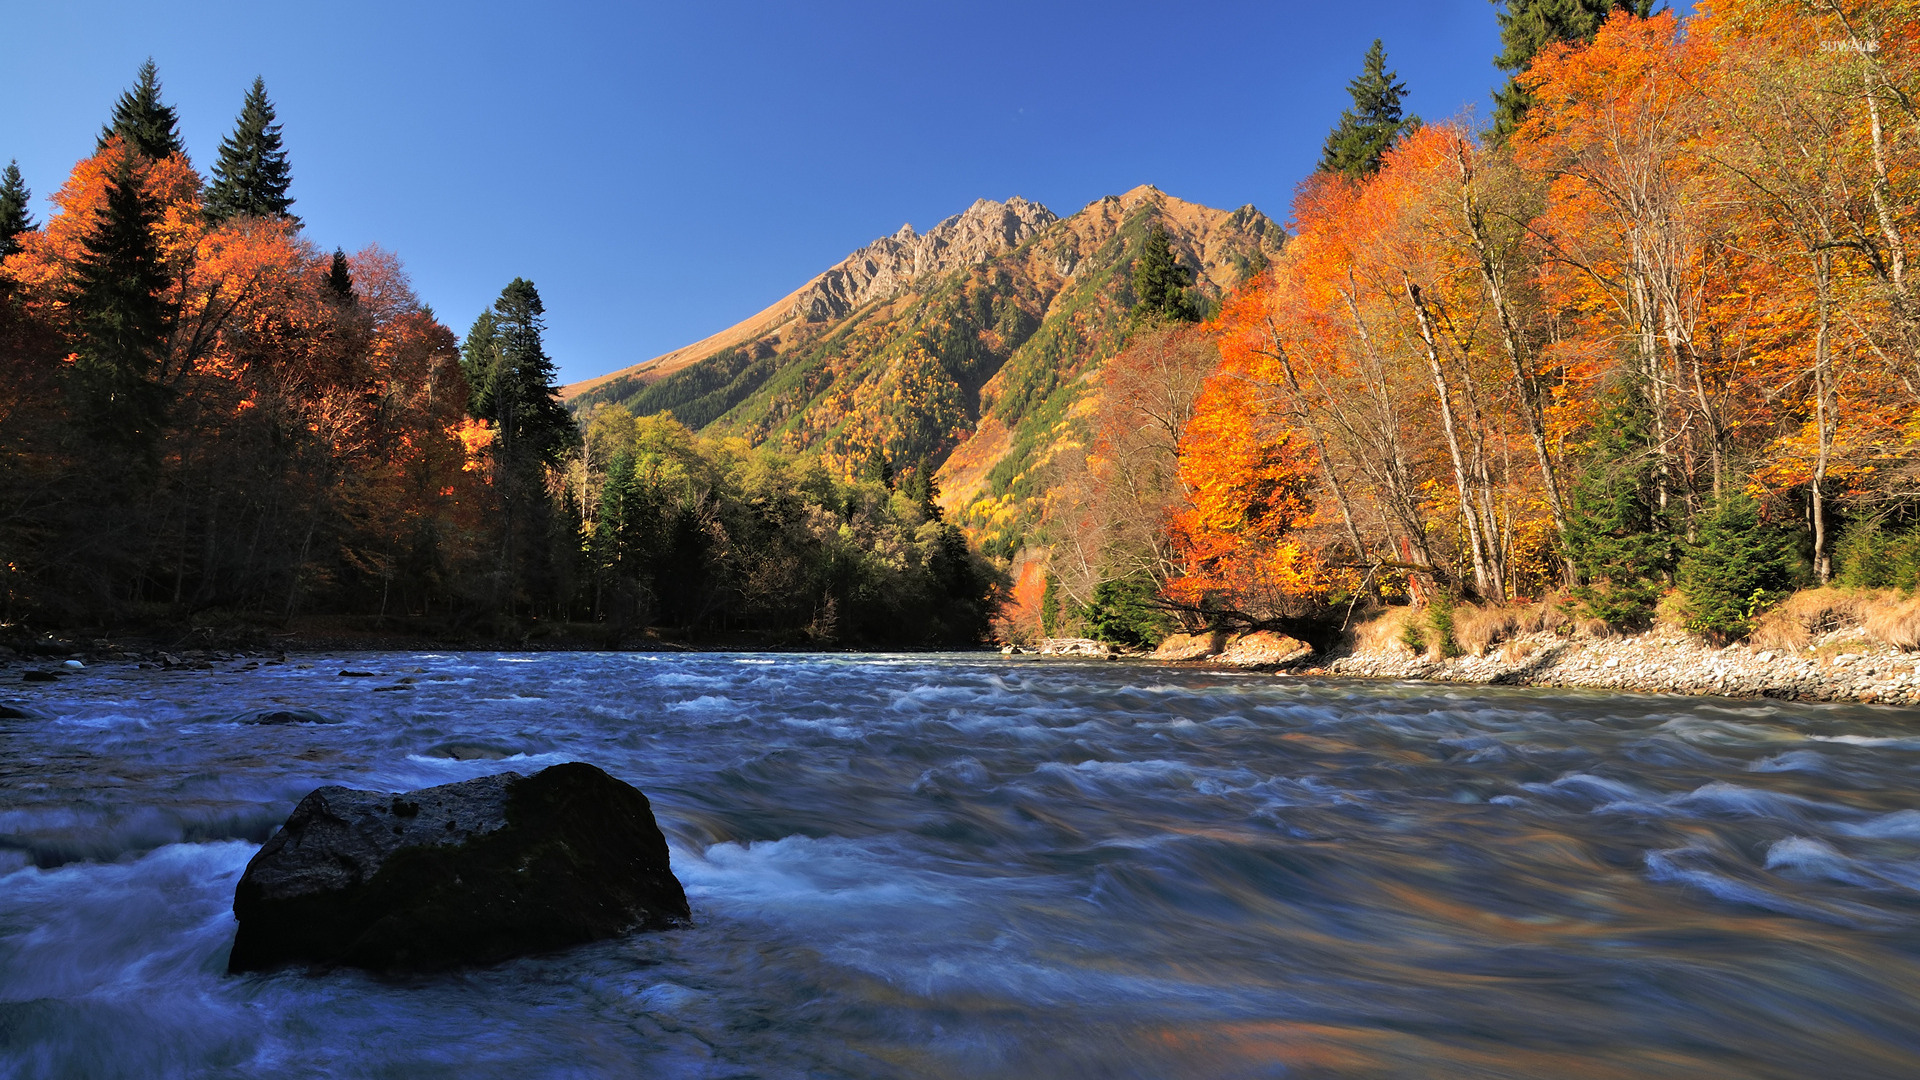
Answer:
(2, 653, 1919, 1078)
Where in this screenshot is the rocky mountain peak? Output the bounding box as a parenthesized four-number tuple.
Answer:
(795, 196, 1060, 323)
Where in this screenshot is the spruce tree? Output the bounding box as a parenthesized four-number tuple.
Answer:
(1131, 222, 1200, 323)
(1319, 40, 1418, 180)
(462, 278, 576, 467)
(861, 446, 895, 489)
(1676, 491, 1798, 643)
(205, 77, 297, 222)
(1562, 381, 1675, 629)
(325, 248, 355, 304)
(1490, 0, 1651, 144)
(0, 160, 33, 260)
(70, 153, 174, 446)
(98, 59, 185, 160)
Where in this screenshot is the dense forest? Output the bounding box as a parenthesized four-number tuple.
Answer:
(9, 0, 1918, 656)
(0, 63, 996, 646)
(1022, 0, 1920, 650)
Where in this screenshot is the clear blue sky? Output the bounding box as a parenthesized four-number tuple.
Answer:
(0, 1, 1679, 386)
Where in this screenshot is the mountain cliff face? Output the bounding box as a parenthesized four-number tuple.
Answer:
(566, 185, 1285, 555)
(795, 197, 1059, 323)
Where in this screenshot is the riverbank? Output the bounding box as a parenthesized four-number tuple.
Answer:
(1035, 619, 1920, 706)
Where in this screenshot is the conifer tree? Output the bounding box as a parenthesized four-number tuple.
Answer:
(1319, 40, 1418, 180)
(325, 248, 354, 304)
(0, 160, 33, 260)
(1676, 491, 1797, 643)
(98, 59, 185, 160)
(862, 446, 895, 489)
(462, 278, 575, 467)
(1562, 381, 1675, 629)
(1131, 222, 1200, 323)
(1489, 0, 1652, 144)
(905, 453, 941, 516)
(204, 77, 297, 222)
(70, 153, 174, 446)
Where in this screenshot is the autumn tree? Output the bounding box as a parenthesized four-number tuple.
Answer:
(0, 162, 32, 259)
(98, 59, 184, 160)
(204, 77, 296, 223)
(1320, 39, 1418, 179)
(1491, 0, 1652, 143)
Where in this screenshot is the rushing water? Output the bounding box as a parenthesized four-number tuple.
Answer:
(2, 653, 1919, 1078)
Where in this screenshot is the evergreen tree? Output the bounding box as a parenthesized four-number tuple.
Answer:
(1676, 491, 1798, 643)
(904, 453, 941, 517)
(98, 59, 185, 160)
(1562, 381, 1675, 629)
(462, 278, 576, 466)
(1131, 222, 1200, 323)
(0, 160, 33, 260)
(325, 248, 355, 304)
(70, 153, 174, 446)
(1085, 573, 1168, 649)
(1319, 40, 1418, 180)
(204, 77, 297, 222)
(1490, 0, 1652, 144)
(862, 446, 895, 489)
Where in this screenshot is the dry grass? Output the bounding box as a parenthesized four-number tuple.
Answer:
(1498, 638, 1541, 663)
(1752, 588, 1872, 651)
(1453, 601, 1558, 656)
(1353, 600, 1561, 658)
(1751, 587, 1920, 652)
(1354, 606, 1421, 656)
(1865, 594, 1920, 650)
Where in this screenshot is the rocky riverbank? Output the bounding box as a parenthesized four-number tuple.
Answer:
(1033, 627, 1920, 706)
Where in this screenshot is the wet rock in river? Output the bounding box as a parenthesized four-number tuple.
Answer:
(228, 762, 690, 974)
(423, 742, 518, 761)
(233, 708, 338, 726)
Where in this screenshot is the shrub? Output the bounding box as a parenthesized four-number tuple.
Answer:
(1427, 594, 1461, 658)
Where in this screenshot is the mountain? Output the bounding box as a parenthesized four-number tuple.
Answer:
(564, 185, 1285, 555)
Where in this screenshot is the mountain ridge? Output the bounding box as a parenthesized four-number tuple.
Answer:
(568, 184, 1285, 555)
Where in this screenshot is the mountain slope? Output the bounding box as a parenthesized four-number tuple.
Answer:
(567, 185, 1284, 554)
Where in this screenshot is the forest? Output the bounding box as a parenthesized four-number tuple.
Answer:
(0, 64, 997, 647)
(7, 0, 1918, 656)
(1024, 0, 1920, 651)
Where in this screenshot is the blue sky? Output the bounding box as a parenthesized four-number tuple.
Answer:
(0, 1, 1664, 385)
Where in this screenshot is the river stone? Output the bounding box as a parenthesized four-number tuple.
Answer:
(228, 762, 690, 973)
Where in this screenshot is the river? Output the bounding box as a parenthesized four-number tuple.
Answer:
(2, 652, 1918, 1078)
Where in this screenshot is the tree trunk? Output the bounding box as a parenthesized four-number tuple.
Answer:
(1406, 277, 1492, 599)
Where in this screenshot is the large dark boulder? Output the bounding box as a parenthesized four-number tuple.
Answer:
(229, 762, 690, 973)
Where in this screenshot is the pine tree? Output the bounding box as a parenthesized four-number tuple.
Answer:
(204, 77, 297, 222)
(862, 446, 895, 489)
(1319, 40, 1418, 180)
(0, 160, 33, 260)
(98, 59, 185, 160)
(1489, 0, 1651, 144)
(325, 248, 355, 304)
(1131, 222, 1200, 323)
(462, 278, 576, 467)
(1676, 491, 1798, 644)
(1562, 381, 1675, 629)
(70, 153, 174, 446)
